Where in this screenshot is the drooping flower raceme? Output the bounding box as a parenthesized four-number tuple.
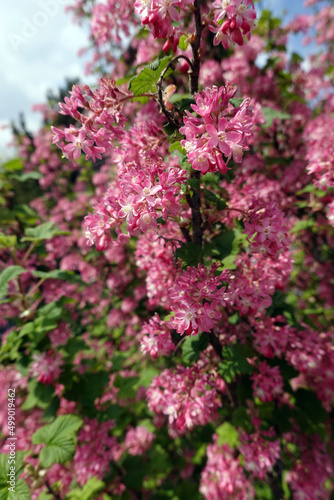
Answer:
(135, 0, 194, 51)
(52, 78, 127, 163)
(251, 361, 284, 403)
(147, 365, 221, 436)
(169, 263, 232, 336)
(240, 422, 281, 480)
(244, 200, 290, 258)
(200, 436, 254, 500)
(210, 0, 257, 49)
(180, 84, 253, 175)
(140, 313, 176, 359)
(83, 162, 187, 250)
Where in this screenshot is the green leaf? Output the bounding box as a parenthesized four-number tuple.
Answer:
(32, 269, 76, 281)
(123, 456, 150, 490)
(65, 478, 105, 500)
(128, 57, 172, 98)
(178, 34, 188, 51)
(175, 243, 203, 267)
(204, 189, 227, 210)
(0, 265, 25, 299)
(253, 482, 273, 500)
(294, 388, 328, 425)
(218, 344, 253, 383)
(114, 375, 140, 400)
(32, 415, 82, 468)
(0, 452, 31, 500)
(188, 178, 200, 190)
(177, 97, 196, 113)
(169, 141, 186, 155)
(231, 407, 252, 432)
(22, 222, 69, 242)
(12, 172, 42, 182)
(182, 334, 209, 364)
(262, 106, 291, 128)
(229, 98, 244, 108)
(0, 234, 17, 249)
(291, 219, 315, 233)
(216, 422, 240, 447)
(22, 379, 55, 411)
(1, 159, 24, 171)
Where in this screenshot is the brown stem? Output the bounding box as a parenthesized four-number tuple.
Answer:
(45, 482, 62, 500)
(209, 330, 223, 359)
(157, 55, 194, 129)
(187, 170, 203, 247)
(190, 0, 203, 94)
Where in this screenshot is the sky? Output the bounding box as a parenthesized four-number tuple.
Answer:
(0, 0, 310, 160)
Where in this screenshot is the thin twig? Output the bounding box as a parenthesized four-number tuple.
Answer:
(157, 55, 194, 128)
(45, 481, 62, 500)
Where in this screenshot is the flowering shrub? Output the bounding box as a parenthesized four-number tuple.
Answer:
(0, 0, 334, 499)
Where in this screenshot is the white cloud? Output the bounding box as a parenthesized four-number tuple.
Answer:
(0, 0, 94, 155)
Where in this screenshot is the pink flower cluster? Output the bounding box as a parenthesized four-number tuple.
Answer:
(74, 418, 119, 486)
(285, 435, 334, 500)
(240, 422, 281, 480)
(147, 365, 221, 436)
(210, 0, 257, 49)
(244, 200, 290, 258)
(30, 350, 64, 385)
(124, 426, 155, 455)
(91, 0, 134, 45)
(140, 313, 175, 359)
(52, 78, 127, 162)
(169, 264, 231, 336)
(180, 84, 253, 174)
(251, 361, 284, 402)
(135, 223, 181, 308)
(135, 0, 193, 51)
(304, 114, 334, 189)
(200, 437, 254, 500)
(84, 163, 187, 250)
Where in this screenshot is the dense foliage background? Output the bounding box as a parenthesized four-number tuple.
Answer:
(0, 0, 333, 498)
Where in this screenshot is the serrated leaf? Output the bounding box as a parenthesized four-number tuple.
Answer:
(39, 436, 76, 468)
(216, 422, 240, 447)
(32, 415, 82, 468)
(182, 334, 209, 364)
(262, 107, 291, 128)
(22, 222, 69, 242)
(0, 452, 31, 500)
(128, 57, 172, 97)
(0, 265, 25, 299)
(175, 243, 203, 267)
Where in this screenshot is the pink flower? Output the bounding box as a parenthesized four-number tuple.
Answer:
(30, 351, 63, 385)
